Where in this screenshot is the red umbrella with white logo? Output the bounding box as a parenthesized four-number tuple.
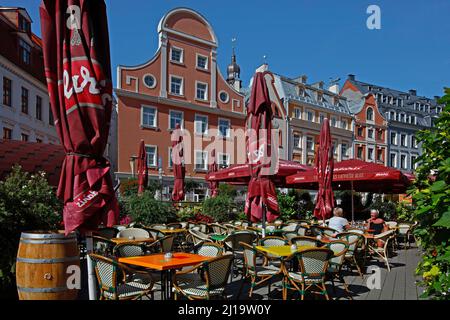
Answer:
(208, 149, 219, 198)
(137, 140, 148, 195)
(171, 124, 185, 202)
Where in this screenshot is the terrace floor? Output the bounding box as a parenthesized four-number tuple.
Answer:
(80, 241, 426, 300)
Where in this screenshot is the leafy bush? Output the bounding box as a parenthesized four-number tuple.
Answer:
(277, 190, 314, 220)
(202, 195, 234, 222)
(189, 212, 215, 224)
(0, 165, 62, 293)
(119, 178, 161, 197)
(369, 195, 397, 221)
(176, 205, 202, 221)
(335, 190, 364, 220)
(277, 190, 297, 220)
(396, 202, 415, 222)
(410, 89, 450, 300)
(125, 191, 176, 225)
(218, 184, 238, 198)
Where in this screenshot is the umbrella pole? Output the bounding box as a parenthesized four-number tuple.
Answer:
(86, 232, 97, 300)
(262, 203, 266, 239)
(351, 181, 355, 224)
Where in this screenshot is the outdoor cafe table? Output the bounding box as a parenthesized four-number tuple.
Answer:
(159, 228, 187, 235)
(110, 237, 154, 244)
(255, 228, 285, 236)
(210, 234, 227, 242)
(118, 252, 211, 300)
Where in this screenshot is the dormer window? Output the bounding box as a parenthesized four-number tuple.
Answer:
(19, 15, 31, 33)
(170, 47, 183, 63)
(19, 39, 31, 65)
(317, 93, 323, 103)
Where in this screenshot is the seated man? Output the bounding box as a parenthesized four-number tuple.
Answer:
(328, 207, 350, 235)
(366, 209, 388, 235)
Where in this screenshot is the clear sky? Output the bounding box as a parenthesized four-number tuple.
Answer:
(3, 0, 449, 98)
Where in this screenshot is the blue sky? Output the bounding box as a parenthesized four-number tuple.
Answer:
(3, 0, 450, 97)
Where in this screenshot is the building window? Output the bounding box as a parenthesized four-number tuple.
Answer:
(168, 148, 173, 168)
(2, 127, 12, 140)
(400, 154, 407, 169)
(341, 143, 348, 157)
(332, 141, 338, 156)
(170, 76, 183, 95)
(143, 74, 156, 89)
(19, 15, 31, 33)
(400, 113, 406, 122)
(3, 77, 12, 106)
(21, 133, 29, 142)
(196, 82, 208, 101)
(218, 153, 230, 169)
(377, 149, 383, 162)
(145, 146, 157, 167)
(341, 119, 348, 130)
(170, 47, 183, 63)
(19, 39, 31, 65)
(306, 137, 314, 151)
(319, 113, 325, 124)
(36, 96, 42, 120)
(400, 134, 407, 147)
(218, 118, 231, 138)
(411, 156, 418, 170)
(195, 151, 208, 171)
(169, 110, 183, 130)
(389, 111, 395, 120)
(331, 117, 337, 127)
(21, 87, 29, 114)
(357, 146, 363, 159)
(196, 55, 208, 70)
(294, 108, 302, 119)
(293, 134, 301, 149)
(194, 114, 208, 135)
(411, 136, 418, 149)
(141, 106, 157, 128)
(367, 107, 374, 121)
(49, 104, 54, 126)
(219, 91, 229, 103)
(368, 128, 374, 139)
(390, 153, 397, 167)
(368, 148, 374, 161)
(377, 130, 383, 141)
(390, 132, 397, 145)
(357, 127, 363, 137)
(306, 110, 314, 122)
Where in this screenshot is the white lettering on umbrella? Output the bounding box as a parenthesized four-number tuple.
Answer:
(66, 5, 81, 30)
(64, 67, 101, 100)
(75, 190, 99, 208)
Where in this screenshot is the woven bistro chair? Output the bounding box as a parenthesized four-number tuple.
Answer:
(336, 232, 364, 277)
(323, 240, 352, 299)
(259, 236, 289, 266)
(310, 225, 336, 237)
(396, 223, 413, 250)
(144, 227, 165, 240)
(172, 254, 234, 300)
(150, 224, 167, 230)
(89, 254, 155, 300)
(92, 235, 116, 256)
(193, 242, 224, 257)
(166, 223, 182, 230)
(297, 225, 309, 236)
(281, 223, 300, 233)
(196, 222, 210, 234)
(223, 223, 240, 233)
(289, 236, 321, 248)
(95, 227, 119, 239)
(283, 231, 299, 243)
(210, 223, 228, 235)
(117, 228, 150, 239)
(188, 229, 210, 245)
(368, 230, 396, 271)
(282, 248, 333, 300)
(238, 242, 283, 298)
(113, 239, 157, 257)
(223, 231, 257, 278)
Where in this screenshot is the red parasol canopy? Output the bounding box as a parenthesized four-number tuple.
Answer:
(137, 140, 148, 195)
(313, 118, 335, 220)
(171, 124, 185, 202)
(286, 159, 413, 194)
(40, 0, 119, 235)
(207, 149, 219, 198)
(244, 72, 279, 223)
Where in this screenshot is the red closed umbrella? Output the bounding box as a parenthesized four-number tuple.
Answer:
(40, 0, 119, 235)
(314, 118, 335, 221)
(208, 149, 219, 198)
(137, 140, 148, 195)
(171, 124, 185, 202)
(244, 72, 280, 229)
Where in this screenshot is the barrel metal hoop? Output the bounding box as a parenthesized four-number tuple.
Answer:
(17, 257, 80, 264)
(17, 286, 72, 293)
(20, 239, 77, 245)
(21, 232, 76, 240)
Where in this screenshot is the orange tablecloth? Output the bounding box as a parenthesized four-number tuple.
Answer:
(110, 237, 153, 244)
(118, 252, 210, 271)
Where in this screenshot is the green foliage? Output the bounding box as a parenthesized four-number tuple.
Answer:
(184, 180, 201, 193)
(370, 195, 397, 221)
(202, 195, 234, 222)
(176, 205, 202, 221)
(276, 190, 314, 220)
(125, 191, 176, 225)
(335, 190, 364, 220)
(411, 88, 450, 300)
(396, 202, 415, 222)
(0, 165, 62, 292)
(119, 178, 161, 197)
(218, 184, 238, 198)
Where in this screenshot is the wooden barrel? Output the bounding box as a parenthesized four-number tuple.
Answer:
(16, 231, 80, 300)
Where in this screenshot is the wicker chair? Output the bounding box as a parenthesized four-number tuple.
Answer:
(368, 230, 396, 271)
(297, 225, 308, 236)
(281, 223, 300, 233)
(310, 225, 336, 237)
(92, 235, 116, 256)
(259, 236, 289, 265)
(193, 242, 224, 257)
(238, 243, 283, 298)
(144, 227, 165, 240)
(156, 235, 176, 253)
(323, 240, 352, 299)
(224, 223, 240, 233)
(166, 223, 182, 230)
(283, 231, 299, 243)
(89, 254, 155, 300)
(172, 254, 234, 300)
(223, 232, 257, 277)
(336, 232, 364, 277)
(283, 248, 333, 300)
(95, 227, 119, 239)
(117, 228, 150, 239)
(188, 229, 210, 245)
(196, 222, 210, 234)
(210, 223, 228, 235)
(150, 224, 167, 230)
(290, 236, 320, 248)
(113, 240, 156, 257)
(396, 223, 413, 249)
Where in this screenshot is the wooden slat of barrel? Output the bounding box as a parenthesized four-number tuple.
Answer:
(16, 231, 80, 300)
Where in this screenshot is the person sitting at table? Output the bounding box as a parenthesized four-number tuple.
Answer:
(328, 207, 350, 235)
(366, 209, 388, 235)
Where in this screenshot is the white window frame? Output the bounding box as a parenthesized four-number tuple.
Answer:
(218, 118, 231, 138)
(367, 147, 374, 161)
(170, 46, 184, 63)
(294, 107, 302, 120)
(141, 105, 157, 128)
(145, 145, 157, 167)
(169, 75, 184, 96)
(306, 136, 314, 152)
(218, 152, 230, 168)
(319, 112, 326, 124)
(306, 109, 315, 122)
(196, 53, 209, 70)
(341, 142, 348, 157)
(367, 128, 375, 141)
(293, 133, 302, 149)
(340, 118, 348, 130)
(232, 99, 241, 112)
(330, 116, 337, 127)
(169, 110, 184, 130)
(366, 107, 374, 122)
(400, 134, 407, 147)
(390, 132, 397, 145)
(195, 150, 208, 171)
(194, 114, 209, 135)
(195, 81, 208, 101)
(400, 153, 408, 170)
(390, 153, 397, 168)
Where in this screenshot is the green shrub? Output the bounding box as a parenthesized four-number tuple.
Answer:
(0, 165, 62, 293)
(396, 202, 415, 222)
(176, 205, 202, 221)
(411, 89, 450, 300)
(126, 191, 176, 225)
(277, 190, 297, 220)
(119, 178, 161, 197)
(202, 195, 234, 222)
(369, 195, 397, 221)
(218, 184, 238, 198)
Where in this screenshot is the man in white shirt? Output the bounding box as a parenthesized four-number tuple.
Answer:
(328, 207, 349, 234)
